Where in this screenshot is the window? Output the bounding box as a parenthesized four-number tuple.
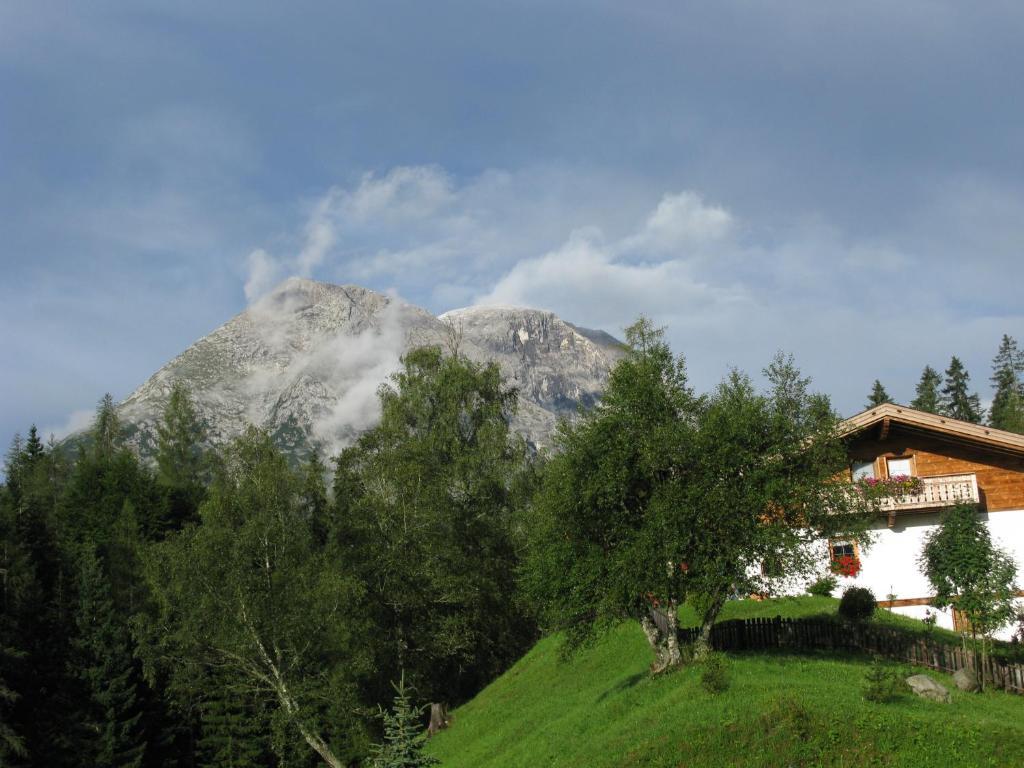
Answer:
(886, 457, 912, 479)
(851, 460, 875, 481)
(828, 539, 862, 577)
(829, 540, 857, 561)
(761, 553, 784, 578)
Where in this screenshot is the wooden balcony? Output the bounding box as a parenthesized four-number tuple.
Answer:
(878, 473, 979, 525)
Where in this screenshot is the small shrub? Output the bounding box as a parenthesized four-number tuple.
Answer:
(839, 586, 876, 623)
(700, 652, 730, 694)
(760, 696, 814, 741)
(807, 575, 838, 597)
(863, 657, 902, 703)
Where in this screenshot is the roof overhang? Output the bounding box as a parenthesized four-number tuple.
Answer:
(839, 403, 1024, 458)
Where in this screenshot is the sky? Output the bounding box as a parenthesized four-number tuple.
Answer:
(2, 1, 1023, 445)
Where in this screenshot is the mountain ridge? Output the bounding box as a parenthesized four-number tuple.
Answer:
(112, 279, 624, 460)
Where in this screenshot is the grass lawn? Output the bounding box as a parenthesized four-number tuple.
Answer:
(428, 600, 1024, 767)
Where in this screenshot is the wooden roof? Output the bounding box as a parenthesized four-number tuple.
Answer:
(840, 403, 1024, 457)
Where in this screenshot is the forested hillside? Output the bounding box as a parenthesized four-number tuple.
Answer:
(1, 348, 537, 767)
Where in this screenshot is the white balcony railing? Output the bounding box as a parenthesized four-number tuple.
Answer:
(877, 473, 979, 513)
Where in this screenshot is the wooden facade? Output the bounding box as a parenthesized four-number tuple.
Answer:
(843, 406, 1024, 514)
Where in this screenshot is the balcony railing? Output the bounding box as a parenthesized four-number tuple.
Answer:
(876, 473, 979, 513)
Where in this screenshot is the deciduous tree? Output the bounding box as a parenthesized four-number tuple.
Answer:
(141, 429, 368, 768)
(919, 503, 1019, 689)
(524, 324, 877, 668)
(334, 346, 535, 709)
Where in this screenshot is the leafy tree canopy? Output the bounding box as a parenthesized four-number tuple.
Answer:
(140, 429, 369, 768)
(523, 321, 877, 666)
(334, 345, 536, 707)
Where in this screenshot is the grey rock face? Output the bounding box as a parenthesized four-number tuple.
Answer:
(906, 674, 951, 703)
(114, 279, 623, 461)
(441, 305, 625, 448)
(952, 668, 980, 693)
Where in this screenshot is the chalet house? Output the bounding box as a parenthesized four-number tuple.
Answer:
(828, 404, 1024, 640)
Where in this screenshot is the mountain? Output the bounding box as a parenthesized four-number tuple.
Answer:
(115, 278, 624, 460)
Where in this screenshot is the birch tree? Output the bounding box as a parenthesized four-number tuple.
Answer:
(524, 323, 877, 668)
(140, 429, 369, 768)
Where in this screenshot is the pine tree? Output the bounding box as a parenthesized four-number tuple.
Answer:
(92, 394, 123, 461)
(910, 365, 943, 414)
(370, 675, 438, 768)
(24, 426, 44, 463)
(197, 673, 268, 768)
(155, 383, 207, 532)
(941, 357, 984, 423)
(69, 546, 146, 768)
(865, 380, 893, 408)
(989, 335, 1024, 434)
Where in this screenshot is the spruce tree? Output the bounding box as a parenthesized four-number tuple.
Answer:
(197, 673, 268, 768)
(865, 380, 893, 408)
(370, 676, 438, 768)
(155, 383, 207, 532)
(941, 357, 984, 423)
(93, 394, 123, 460)
(989, 335, 1024, 433)
(69, 546, 146, 768)
(910, 365, 943, 414)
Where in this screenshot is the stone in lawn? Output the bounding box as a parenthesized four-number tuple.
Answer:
(953, 668, 980, 693)
(906, 674, 951, 703)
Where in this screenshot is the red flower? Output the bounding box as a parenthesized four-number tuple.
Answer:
(830, 554, 861, 578)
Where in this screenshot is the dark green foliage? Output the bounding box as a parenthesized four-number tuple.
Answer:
(335, 346, 535, 707)
(0, 643, 28, 762)
(910, 365, 942, 413)
(838, 586, 876, 623)
(699, 652, 730, 694)
(197, 674, 269, 768)
(69, 546, 146, 768)
(865, 380, 892, 408)
(370, 676, 439, 768)
(141, 428, 368, 768)
(862, 657, 902, 703)
(58, 396, 161, 547)
(154, 382, 208, 532)
(989, 335, 1024, 433)
(940, 357, 984, 423)
(806, 575, 838, 597)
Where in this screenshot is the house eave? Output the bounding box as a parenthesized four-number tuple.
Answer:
(839, 403, 1024, 458)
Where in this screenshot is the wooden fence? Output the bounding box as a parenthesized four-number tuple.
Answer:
(673, 615, 1024, 695)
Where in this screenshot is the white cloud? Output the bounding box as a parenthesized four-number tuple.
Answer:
(241, 163, 1024, 415)
(42, 408, 94, 442)
(244, 249, 284, 302)
(624, 191, 734, 254)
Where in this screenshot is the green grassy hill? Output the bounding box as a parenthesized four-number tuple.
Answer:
(427, 599, 1024, 767)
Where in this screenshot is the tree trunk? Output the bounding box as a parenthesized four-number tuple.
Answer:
(694, 591, 727, 661)
(428, 703, 450, 736)
(663, 603, 682, 667)
(640, 606, 681, 673)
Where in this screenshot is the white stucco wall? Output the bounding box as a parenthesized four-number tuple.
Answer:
(817, 508, 1024, 641)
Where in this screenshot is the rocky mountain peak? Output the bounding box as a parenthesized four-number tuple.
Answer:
(114, 280, 623, 460)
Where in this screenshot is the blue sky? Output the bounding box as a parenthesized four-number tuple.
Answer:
(2, 1, 1023, 444)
